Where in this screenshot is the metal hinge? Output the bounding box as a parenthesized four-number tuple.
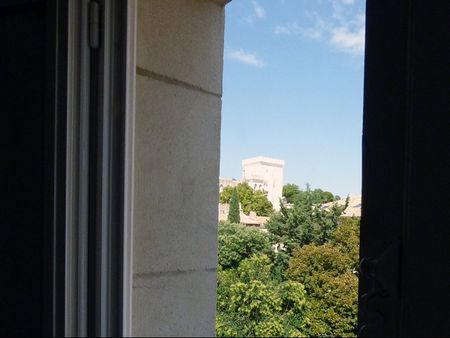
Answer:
(89, 1, 100, 48)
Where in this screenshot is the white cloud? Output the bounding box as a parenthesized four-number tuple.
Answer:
(274, 7, 365, 56)
(228, 48, 266, 68)
(274, 25, 292, 35)
(244, 0, 266, 24)
(330, 25, 365, 55)
(251, 0, 266, 19)
(274, 23, 300, 36)
(303, 27, 324, 40)
(341, 0, 355, 5)
(274, 21, 324, 40)
(329, 14, 365, 55)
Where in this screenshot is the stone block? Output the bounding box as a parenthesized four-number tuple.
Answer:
(132, 270, 217, 337)
(133, 74, 221, 275)
(137, 0, 225, 95)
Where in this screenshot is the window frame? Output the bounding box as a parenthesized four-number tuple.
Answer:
(63, 0, 135, 336)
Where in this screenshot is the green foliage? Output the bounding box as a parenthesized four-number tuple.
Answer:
(282, 183, 337, 205)
(287, 218, 360, 337)
(266, 196, 348, 254)
(314, 200, 349, 245)
(332, 217, 360, 270)
(217, 255, 309, 337)
(271, 251, 291, 283)
(252, 190, 275, 217)
(266, 203, 315, 255)
(287, 244, 352, 297)
(220, 182, 273, 216)
(308, 189, 336, 204)
(228, 188, 240, 223)
(217, 183, 360, 337)
(218, 222, 272, 269)
(305, 272, 358, 337)
(283, 184, 301, 204)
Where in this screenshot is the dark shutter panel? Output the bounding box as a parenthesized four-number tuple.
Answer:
(360, 1, 450, 336)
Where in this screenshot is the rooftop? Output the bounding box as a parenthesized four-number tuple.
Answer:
(242, 156, 285, 167)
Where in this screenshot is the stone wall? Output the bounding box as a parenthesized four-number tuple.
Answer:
(133, 1, 229, 336)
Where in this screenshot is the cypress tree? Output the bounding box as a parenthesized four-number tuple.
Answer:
(228, 188, 240, 224)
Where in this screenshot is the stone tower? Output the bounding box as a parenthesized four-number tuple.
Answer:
(242, 156, 284, 211)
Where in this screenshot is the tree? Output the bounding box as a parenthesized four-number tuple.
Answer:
(288, 243, 358, 336)
(304, 272, 358, 337)
(331, 217, 360, 270)
(219, 186, 232, 204)
(218, 222, 272, 269)
(216, 216, 360, 337)
(283, 184, 301, 204)
(308, 188, 336, 204)
(266, 196, 348, 254)
(220, 182, 273, 216)
(217, 254, 309, 337)
(286, 219, 360, 337)
(314, 198, 349, 245)
(282, 183, 337, 205)
(287, 245, 358, 337)
(228, 188, 240, 224)
(287, 244, 352, 297)
(266, 202, 316, 255)
(252, 190, 274, 216)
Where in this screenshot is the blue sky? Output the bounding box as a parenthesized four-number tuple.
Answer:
(220, 0, 366, 197)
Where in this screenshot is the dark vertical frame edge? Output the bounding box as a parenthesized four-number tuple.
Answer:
(44, 0, 68, 336)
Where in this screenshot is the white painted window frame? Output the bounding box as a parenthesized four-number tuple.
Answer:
(65, 0, 135, 336)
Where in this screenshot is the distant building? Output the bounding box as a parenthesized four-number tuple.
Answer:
(321, 195, 362, 217)
(219, 178, 239, 192)
(242, 156, 284, 211)
(218, 203, 269, 227)
(219, 156, 285, 211)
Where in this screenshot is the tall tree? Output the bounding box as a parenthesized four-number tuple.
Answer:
(228, 188, 240, 224)
(266, 196, 348, 254)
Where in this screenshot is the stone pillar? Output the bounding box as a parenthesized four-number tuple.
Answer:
(133, 1, 229, 336)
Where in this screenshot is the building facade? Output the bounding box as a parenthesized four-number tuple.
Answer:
(220, 156, 285, 211)
(242, 156, 284, 211)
